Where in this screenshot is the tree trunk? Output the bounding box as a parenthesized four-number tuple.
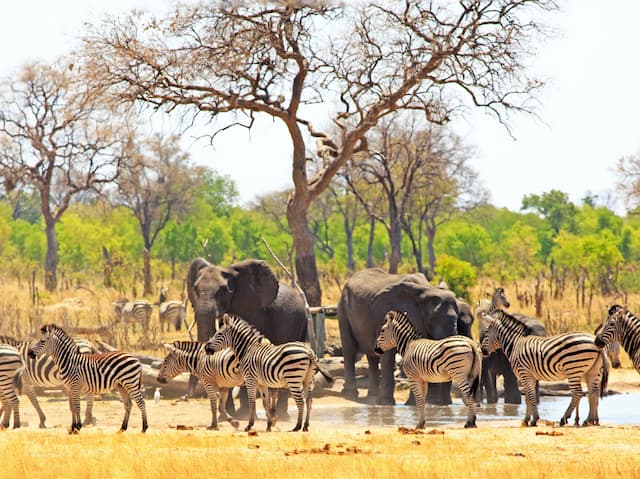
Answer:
(44, 217, 58, 291)
(143, 248, 152, 296)
(426, 225, 436, 278)
(366, 216, 376, 268)
(388, 220, 402, 274)
(344, 216, 355, 272)
(287, 196, 322, 307)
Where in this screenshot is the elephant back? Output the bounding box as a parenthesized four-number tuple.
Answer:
(263, 282, 307, 344)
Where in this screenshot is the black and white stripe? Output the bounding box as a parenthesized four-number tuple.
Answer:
(0, 343, 23, 429)
(481, 309, 608, 427)
(158, 289, 186, 332)
(374, 310, 481, 429)
(157, 340, 243, 429)
(0, 335, 97, 429)
(474, 287, 511, 319)
(113, 299, 153, 332)
(595, 304, 640, 371)
(204, 314, 333, 432)
(28, 324, 148, 433)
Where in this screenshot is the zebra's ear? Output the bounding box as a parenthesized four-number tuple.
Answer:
(163, 343, 176, 353)
(222, 313, 232, 326)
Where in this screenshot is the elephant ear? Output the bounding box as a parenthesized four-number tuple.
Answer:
(186, 257, 211, 310)
(231, 259, 279, 309)
(371, 281, 425, 322)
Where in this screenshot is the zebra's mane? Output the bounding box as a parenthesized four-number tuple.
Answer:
(41, 324, 80, 352)
(226, 314, 267, 342)
(388, 310, 416, 332)
(488, 309, 530, 335)
(172, 340, 203, 349)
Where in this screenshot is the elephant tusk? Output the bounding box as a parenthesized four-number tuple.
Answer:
(186, 318, 196, 341)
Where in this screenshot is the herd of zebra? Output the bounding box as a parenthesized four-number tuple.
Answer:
(0, 292, 639, 433)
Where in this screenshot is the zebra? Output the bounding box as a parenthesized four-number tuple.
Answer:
(157, 340, 243, 429)
(28, 324, 148, 434)
(474, 286, 511, 320)
(595, 304, 640, 372)
(0, 335, 98, 429)
(158, 288, 186, 332)
(204, 314, 333, 432)
(481, 309, 608, 427)
(374, 310, 481, 429)
(113, 298, 153, 332)
(594, 319, 622, 369)
(0, 343, 23, 429)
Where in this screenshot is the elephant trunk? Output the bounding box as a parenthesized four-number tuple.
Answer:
(195, 304, 218, 343)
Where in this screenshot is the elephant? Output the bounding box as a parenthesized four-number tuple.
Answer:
(186, 257, 307, 416)
(477, 305, 545, 404)
(337, 268, 460, 406)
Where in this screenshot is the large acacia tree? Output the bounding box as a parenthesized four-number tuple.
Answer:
(81, 0, 556, 305)
(0, 63, 127, 290)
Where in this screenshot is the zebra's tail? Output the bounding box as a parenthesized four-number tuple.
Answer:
(311, 352, 334, 386)
(13, 366, 24, 396)
(599, 349, 610, 398)
(469, 343, 482, 400)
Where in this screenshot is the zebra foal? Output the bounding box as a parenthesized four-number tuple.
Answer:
(481, 309, 608, 427)
(595, 304, 640, 372)
(0, 343, 23, 429)
(374, 310, 481, 429)
(158, 288, 186, 332)
(28, 324, 148, 434)
(157, 341, 243, 429)
(204, 314, 333, 432)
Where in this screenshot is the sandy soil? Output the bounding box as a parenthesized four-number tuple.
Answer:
(8, 366, 640, 433)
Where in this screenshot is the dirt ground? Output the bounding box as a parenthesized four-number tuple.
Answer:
(8, 367, 640, 433)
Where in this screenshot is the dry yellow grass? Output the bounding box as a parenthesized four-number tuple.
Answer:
(2, 422, 640, 478)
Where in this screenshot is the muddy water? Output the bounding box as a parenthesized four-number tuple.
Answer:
(312, 392, 640, 427)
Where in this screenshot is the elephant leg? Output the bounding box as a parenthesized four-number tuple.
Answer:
(377, 350, 396, 405)
(502, 368, 522, 405)
(338, 322, 359, 400)
(275, 389, 290, 421)
(427, 381, 452, 405)
(365, 353, 381, 401)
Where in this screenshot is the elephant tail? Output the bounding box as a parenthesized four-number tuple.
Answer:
(468, 342, 482, 400)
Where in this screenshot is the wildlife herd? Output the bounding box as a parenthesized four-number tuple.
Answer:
(0, 257, 637, 434)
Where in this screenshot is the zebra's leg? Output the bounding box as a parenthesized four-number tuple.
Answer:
(302, 376, 313, 432)
(244, 380, 258, 432)
(84, 394, 96, 426)
(0, 398, 9, 429)
(24, 384, 47, 428)
(258, 385, 274, 432)
(218, 388, 239, 429)
(268, 388, 278, 429)
(10, 392, 19, 429)
(117, 385, 133, 432)
(560, 377, 583, 426)
(68, 389, 83, 434)
(203, 380, 220, 430)
(289, 384, 305, 432)
(583, 357, 603, 426)
(453, 375, 477, 429)
(408, 378, 427, 429)
(520, 376, 538, 427)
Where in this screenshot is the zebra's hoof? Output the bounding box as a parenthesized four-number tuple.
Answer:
(464, 422, 477, 429)
(207, 425, 219, 431)
(559, 417, 567, 427)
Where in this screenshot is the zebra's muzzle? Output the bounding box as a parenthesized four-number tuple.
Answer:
(374, 346, 385, 356)
(204, 343, 216, 355)
(594, 336, 606, 348)
(27, 349, 37, 359)
(157, 376, 168, 384)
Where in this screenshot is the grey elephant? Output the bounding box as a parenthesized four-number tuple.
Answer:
(186, 257, 307, 416)
(337, 268, 460, 405)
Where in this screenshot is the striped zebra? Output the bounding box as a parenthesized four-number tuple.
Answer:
(158, 288, 186, 332)
(0, 343, 23, 429)
(595, 304, 640, 372)
(594, 320, 622, 369)
(204, 314, 333, 432)
(157, 341, 243, 429)
(28, 324, 148, 434)
(113, 299, 153, 332)
(474, 287, 511, 320)
(0, 335, 97, 428)
(374, 310, 481, 429)
(481, 309, 608, 427)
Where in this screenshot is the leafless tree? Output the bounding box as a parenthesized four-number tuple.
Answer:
(113, 132, 207, 295)
(0, 62, 127, 290)
(81, 0, 556, 304)
(615, 153, 640, 211)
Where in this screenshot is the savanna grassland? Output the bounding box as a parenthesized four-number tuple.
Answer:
(2, 278, 640, 478)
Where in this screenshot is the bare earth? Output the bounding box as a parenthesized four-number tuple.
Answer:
(11, 367, 640, 433)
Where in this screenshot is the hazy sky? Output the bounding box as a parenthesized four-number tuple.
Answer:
(1, 1, 638, 212)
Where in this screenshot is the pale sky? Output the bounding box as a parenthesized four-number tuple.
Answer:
(1, 1, 638, 213)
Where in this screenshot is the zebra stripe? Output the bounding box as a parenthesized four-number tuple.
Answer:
(113, 299, 153, 332)
(475, 287, 511, 319)
(0, 335, 97, 428)
(28, 324, 148, 433)
(481, 309, 608, 427)
(157, 341, 243, 429)
(204, 314, 333, 432)
(158, 288, 186, 332)
(594, 322, 622, 369)
(596, 304, 640, 371)
(0, 343, 22, 429)
(374, 310, 481, 429)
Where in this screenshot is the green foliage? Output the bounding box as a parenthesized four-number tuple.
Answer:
(521, 189, 577, 235)
(435, 221, 491, 268)
(435, 255, 476, 299)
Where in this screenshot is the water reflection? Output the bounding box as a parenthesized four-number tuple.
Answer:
(313, 392, 640, 427)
